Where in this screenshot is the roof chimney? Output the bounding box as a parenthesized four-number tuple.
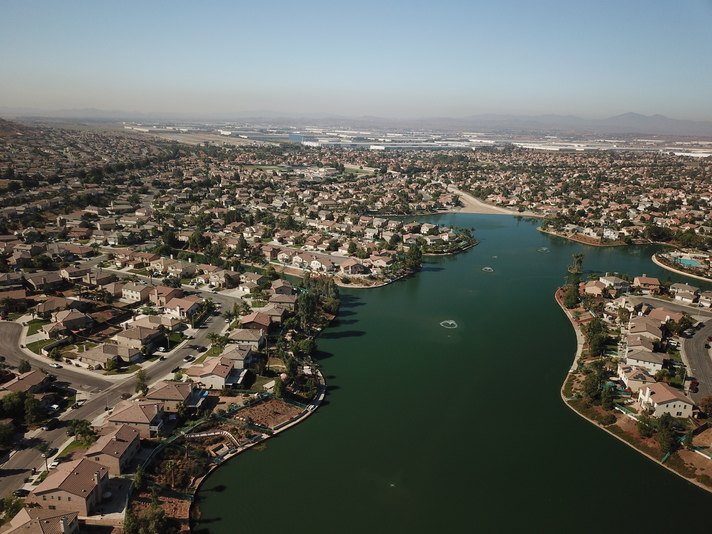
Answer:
(60, 516, 69, 534)
(94, 471, 103, 501)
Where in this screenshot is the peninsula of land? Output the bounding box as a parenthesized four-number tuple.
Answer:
(557, 271, 712, 494)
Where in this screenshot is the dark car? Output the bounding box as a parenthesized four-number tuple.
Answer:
(120, 392, 132, 400)
(41, 418, 59, 431)
(13, 489, 30, 498)
(171, 367, 181, 373)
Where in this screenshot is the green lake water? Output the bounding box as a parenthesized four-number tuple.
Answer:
(195, 214, 712, 534)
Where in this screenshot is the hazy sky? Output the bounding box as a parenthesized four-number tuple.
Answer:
(2, 0, 712, 120)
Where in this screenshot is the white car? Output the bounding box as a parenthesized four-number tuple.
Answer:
(49, 363, 62, 369)
(157, 347, 166, 352)
(48, 460, 60, 469)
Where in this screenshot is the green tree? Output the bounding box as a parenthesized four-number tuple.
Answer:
(563, 284, 579, 309)
(0, 495, 25, 524)
(601, 387, 614, 411)
(24, 396, 43, 425)
(636, 412, 655, 438)
(0, 421, 14, 448)
(2, 391, 26, 419)
(274, 377, 286, 398)
(698, 395, 712, 415)
(135, 369, 149, 396)
(656, 413, 677, 454)
(18, 360, 31, 373)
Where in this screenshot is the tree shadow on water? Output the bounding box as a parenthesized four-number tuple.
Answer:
(203, 484, 227, 493)
(333, 318, 358, 326)
(319, 330, 366, 340)
(339, 293, 364, 309)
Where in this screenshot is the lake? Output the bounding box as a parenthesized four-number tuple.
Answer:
(195, 213, 712, 533)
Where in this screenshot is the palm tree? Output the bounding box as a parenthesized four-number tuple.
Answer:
(222, 310, 235, 324)
(34, 440, 51, 472)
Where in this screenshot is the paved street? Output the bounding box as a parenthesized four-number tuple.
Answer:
(629, 296, 712, 402)
(0, 273, 241, 499)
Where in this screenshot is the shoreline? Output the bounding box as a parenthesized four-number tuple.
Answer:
(446, 187, 542, 217)
(555, 288, 712, 495)
(652, 253, 712, 283)
(188, 370, 326, 529)
(538, 227, 628, 247)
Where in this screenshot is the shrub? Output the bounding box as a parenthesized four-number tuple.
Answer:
(600, 414, 616, 426)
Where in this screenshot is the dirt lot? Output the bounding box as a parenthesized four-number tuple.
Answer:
(234, 398, 303, 428)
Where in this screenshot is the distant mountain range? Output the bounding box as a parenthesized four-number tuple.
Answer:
(1, 106, 711, 137)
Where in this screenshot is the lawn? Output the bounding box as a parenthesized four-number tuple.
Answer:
(59, 440, 88, 456)
(27, 319, 50, 336)
(26, 339, 54, 354)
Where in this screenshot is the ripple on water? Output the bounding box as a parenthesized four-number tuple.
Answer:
(482, 267, 494, 273)
(440, 320, 458, 329)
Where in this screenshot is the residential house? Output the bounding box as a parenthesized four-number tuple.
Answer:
(121, 283, 152, 303)
(647, 307, 685, 325)
(271, 279, 293, 295)
(0, 370, 49, 395)
(625, 349, 665, 374)
(81, 271, 116, 287)
(148, 285, 183, 306)
(107, 401, 164, 438)
(84, 424, 141, 475)
(51, 309, 92, 333)
(116, 326, 162, 351)
(59, 266, 91, 282)
(239, 311, 272, 332)
(163, 295, 202, 319)
(583, 280, 606, 297)
(633, 275, 661, 294)
(131, 314, 181, 332)
(26, 272, 64, 291)
(268, 292, 297, 310)
(638, 382, 694, 418)
(261, 303, 289, 325)
(699, 291, 712, 308)
(209, 269, 240, 289)
(310, 256, 334, 272)
(81, 343, 141, 368)
(629, 316, 663, 341)
(144, 381, 204, 413)
(617, 364, 654, 393)
(220, 344, 253, 369)
(185, 356, 236, 389)
(25, 458, 110, 516)
(102, 281, 126, 298)
(340, 257, 369, 275)
(0, 508, 79, 534)
(227, 328, 265, 350)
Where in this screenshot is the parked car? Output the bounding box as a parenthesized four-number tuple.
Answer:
(13, 489, 29, 498)
(41, 446, 58, 458)
(49, 362, 62, 369)
(48, 460, 60, 469)
(41, 418, 59, 431)
(157, 346, 166, 352)
(183, 355, 195, 362)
